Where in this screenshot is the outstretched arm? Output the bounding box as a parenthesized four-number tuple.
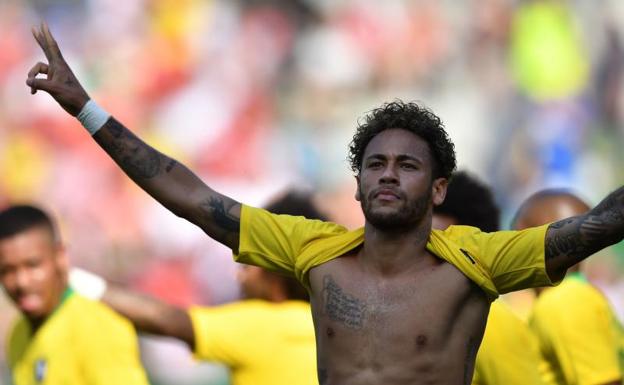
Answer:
(26, 23, 241, 252)
(545, 186, 624, 281)
(102, 285, 196, 350)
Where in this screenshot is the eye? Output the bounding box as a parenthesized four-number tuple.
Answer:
(0, 265, 14, 277)
(401, 163, 417, 170)
(367, 161, 383, 169)
(25, 258, 42, 269)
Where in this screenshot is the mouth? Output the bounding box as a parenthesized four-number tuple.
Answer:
(16, 294, 41, 313)
(373, 188, 401, 201)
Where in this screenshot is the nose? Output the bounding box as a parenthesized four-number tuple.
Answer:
(379, 163, 399, 185)
(15, 268, 31, 291)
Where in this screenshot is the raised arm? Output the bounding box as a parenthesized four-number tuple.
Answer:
(102, 285, 196, 349)
(544, 186, 624, 281)
(25, 23, 241, 252)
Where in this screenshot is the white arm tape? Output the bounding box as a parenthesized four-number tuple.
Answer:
(76, 99, 111, 135)
(69, 267, 108, 301)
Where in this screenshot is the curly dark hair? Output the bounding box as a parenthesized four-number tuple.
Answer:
(434, 171, 500, 232)
(348, 100, 456, 179)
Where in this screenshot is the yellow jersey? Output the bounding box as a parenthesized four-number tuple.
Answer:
(529, 272, 624, 385)
(189, 300, 316, 385)
(234, 205, 557, 301)
(7, 289, 149, 385)
(473, 300, 547, 385)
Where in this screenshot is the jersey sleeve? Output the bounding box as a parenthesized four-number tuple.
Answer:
(80, 304, 150, 385)
(531, 288, 622, 385)
(189, 303, 264, 366)
(234, 205, 347, 277)
(450, 224, 558, 293)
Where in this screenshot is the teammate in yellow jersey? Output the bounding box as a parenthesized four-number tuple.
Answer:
(514, 190, 624, 385)
(27, 22, 624, 384)
(0, 205, 149, 385)
(432, 171, 547, 385)
(70, 191, 322, 385)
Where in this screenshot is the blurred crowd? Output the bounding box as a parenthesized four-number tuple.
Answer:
(1, 0, 623, 384)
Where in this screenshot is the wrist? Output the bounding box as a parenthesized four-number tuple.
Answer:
(76, 99, 110, 135)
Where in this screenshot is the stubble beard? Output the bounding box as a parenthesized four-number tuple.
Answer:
(360, 185, 432, 232)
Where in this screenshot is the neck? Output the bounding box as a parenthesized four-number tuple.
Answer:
(27, 284, 71, 332)
(361, 218, 431, 275)
(28, 317, 46, 332)
(267, 290, 289, 303)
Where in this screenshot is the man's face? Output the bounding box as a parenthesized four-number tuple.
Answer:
(0, 226, 67, 321)
(356, 128, 447, 230)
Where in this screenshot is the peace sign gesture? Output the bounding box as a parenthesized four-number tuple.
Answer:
(26, 22, 90, 116)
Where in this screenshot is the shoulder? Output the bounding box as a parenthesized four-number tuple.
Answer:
(241, 204, 347, 235)
(538, 279, 606, 306)
(6, 316, 30, 365)
(190, 299, 290, 320)
(66, 294, 136, 335)
(438, 224, 549, 246)
(487, 302, 522, 333)
(7, 316, 29, 343)
(190, 300, 311, 328)
(533, 279, 614, 325)
(433, 225, 482, 240)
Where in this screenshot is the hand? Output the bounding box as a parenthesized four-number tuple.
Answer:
(26, 22, 90, 116)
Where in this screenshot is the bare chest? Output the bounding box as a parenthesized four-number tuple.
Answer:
(308, 256, 489, 384)
(311, 257, 484, 332)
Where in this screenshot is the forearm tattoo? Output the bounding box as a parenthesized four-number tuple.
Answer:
(100, 122, 180, 179)
(102, 118, 163, 179)
(199, 196, 240, 245)
(546, 187, 624, 264)
(322, 275, 367, 329)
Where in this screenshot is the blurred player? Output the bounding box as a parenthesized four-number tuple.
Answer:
(27, 23, 624, 384)
(432, 171, 547, 385)
(71, 190, 323, 385)
(514, 190, 624, 385)
(0, 205, 149, 385)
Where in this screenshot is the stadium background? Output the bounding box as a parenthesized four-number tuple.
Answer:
(0, 0, 623, 384)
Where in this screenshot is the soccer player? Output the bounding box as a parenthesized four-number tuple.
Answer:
(0, 205, 149, 385)
(27, 23, 624, 384)
(71, 190, 323, 385)
(432, 171, 547, 385)
(514, 190, 624, 385)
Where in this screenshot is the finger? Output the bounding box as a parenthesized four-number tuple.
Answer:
(26, 77, 55, 95)
(42, 22, 63, 61)
(31, 24, 52, 62)
(27, 62, 49, 94)
(27, 62, 49, 78)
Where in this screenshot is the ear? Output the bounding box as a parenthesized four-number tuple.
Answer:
(432, 178, 448, 206)
(354, 175, 361, 202)
(53, 243, 70, 275)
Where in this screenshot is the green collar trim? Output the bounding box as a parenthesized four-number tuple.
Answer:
(51, 286, 74, 315)
(60, 286, 74, 304)
(566, 271, 588, 283)
(26, 286, 74, 332)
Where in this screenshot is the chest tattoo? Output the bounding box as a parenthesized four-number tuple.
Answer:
(322, 275, 367, 330)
